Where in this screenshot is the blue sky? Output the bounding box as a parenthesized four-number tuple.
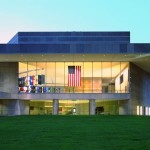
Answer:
(0, 0, 150, 43)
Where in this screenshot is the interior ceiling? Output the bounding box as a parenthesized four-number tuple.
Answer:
(1, 53, 150, 73)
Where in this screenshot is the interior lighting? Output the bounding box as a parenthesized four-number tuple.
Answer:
(146, 107, 149, 115)
(149, 107, 150, 116)
(137, 105, 139, 115)
(140, 106, 142, 115)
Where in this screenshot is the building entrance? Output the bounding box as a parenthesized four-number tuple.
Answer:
(59, 100, 89, 115)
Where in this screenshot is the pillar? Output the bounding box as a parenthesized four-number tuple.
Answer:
(119, 100, 130, 115)
(1, 99, 29, 116)
(89, 99, 95, 115)
(53, 99, 59, 115)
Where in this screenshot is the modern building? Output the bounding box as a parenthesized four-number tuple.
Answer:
(0, 31, 150, 116)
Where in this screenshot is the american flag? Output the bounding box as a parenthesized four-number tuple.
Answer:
(68, 66, 81, 87)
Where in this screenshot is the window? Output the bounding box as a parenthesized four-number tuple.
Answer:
(120, 74, 123, 84)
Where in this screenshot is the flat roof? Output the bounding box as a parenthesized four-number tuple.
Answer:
(8, 31, 130, 44)
(17, 31, 130, 37)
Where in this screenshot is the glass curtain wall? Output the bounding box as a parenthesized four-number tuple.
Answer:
(93, 62, 102, 93)
(18, 62, 129, 94)
(59, 100, 89, 115)
(29, 100, 53, 115)
(95, 100, 119, 115)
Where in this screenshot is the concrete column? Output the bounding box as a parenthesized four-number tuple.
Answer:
(1, 99, 29, 116)
(19, 100, 29, 115)
(5, 99, 20, 116)
(89, 99, 95, 115)
(53, 99, 59, 115)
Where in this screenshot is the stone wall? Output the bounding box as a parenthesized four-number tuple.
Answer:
(0, 62, 18, 93)
(130, 63, 150, 115)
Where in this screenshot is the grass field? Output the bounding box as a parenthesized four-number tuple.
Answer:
(0, 115, 150, 150)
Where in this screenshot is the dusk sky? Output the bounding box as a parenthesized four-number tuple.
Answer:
(0, 0, 150, 43)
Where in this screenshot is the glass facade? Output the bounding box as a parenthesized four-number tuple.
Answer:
(29, 100, 53, 115)
(29, 100, 89, 115)
(59, 100, 89, 115)
(95, 100, 119, 115)
(18, 62, 129, 94)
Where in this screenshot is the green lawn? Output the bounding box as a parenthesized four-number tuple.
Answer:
(0, 115, 150, 150)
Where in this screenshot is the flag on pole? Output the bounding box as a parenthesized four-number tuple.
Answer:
(68, 66, 81, 87)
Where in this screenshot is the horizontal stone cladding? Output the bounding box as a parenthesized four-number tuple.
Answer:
(130, 63, 150, 115)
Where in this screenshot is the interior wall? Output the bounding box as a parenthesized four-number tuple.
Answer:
(30, 101, 45, 115)
(96, 100, 119, 115)
(76, 102, 89, 115)
(115, 67, 129, 93)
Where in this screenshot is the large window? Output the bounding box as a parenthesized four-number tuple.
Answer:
(83, 62, 92, 93)
(18, 62, 129, 94)
(93, 62, 102, 93)
(29, 100, 53, 115)
(59, 100, 89, 115)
